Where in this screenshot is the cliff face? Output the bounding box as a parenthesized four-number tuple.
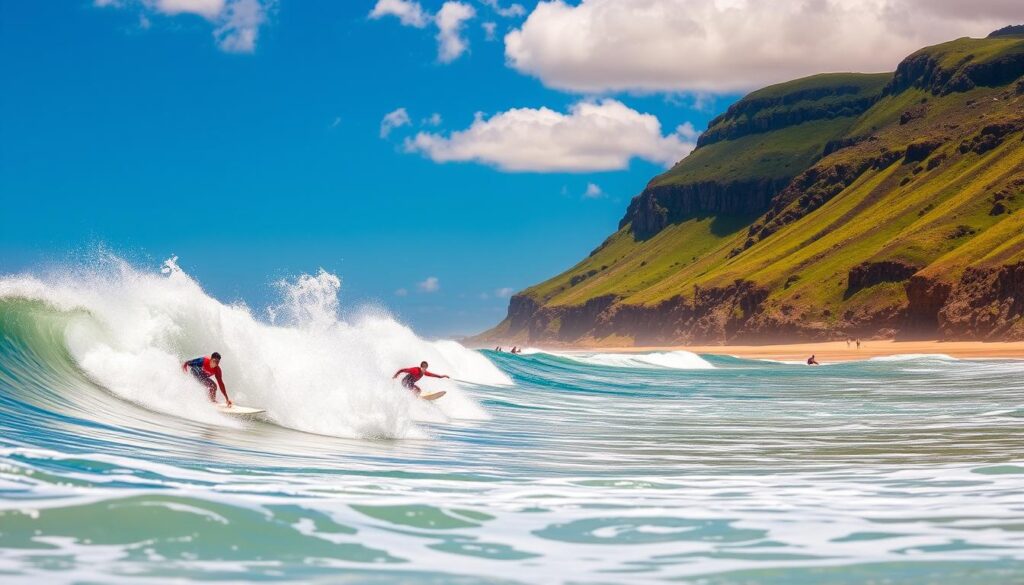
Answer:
(940, 262, 1024, 340)
(476, 31, 1024, 347)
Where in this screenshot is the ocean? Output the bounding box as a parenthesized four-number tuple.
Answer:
(1, 257, 1022, 583)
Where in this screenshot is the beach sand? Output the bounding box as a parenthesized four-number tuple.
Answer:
(593, 340, 1024, 362)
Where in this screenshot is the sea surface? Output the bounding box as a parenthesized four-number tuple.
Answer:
(1, 258, 1023, 583)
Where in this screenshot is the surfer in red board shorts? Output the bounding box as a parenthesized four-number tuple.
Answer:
(182, 352, 233, 405)
(392, 361, 449, 396)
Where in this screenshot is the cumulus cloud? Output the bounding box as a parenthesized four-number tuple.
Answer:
(380, 107, 412, 138)
(418, 276, 441, 293)
(404, 99, 696, 172)
(482, 21, 498, 41)
(583, 182, 603, 198)
(495, 287, 515, 298)
(369, 0, 477, 63)
(423, 112, 443, 126)
(369, 0, 430, 28)
(480, 0, 525, 18)
(505, 0, 1016, 93)
(213, 0, 268, 53)
(95, 0, 271, 53)
(436, 2, 477, 63)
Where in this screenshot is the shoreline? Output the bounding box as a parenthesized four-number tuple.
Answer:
(511, 340, 1024, 362)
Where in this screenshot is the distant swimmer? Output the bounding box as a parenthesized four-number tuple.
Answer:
(393, 361, 449, 397)
(182, 352, 232, 405)
(807, 355, 820, 366)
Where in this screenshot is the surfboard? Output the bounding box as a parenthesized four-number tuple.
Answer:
(421, 391, 446, 401)
(217, 404, 266, 415)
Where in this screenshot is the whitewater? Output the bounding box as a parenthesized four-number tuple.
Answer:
(1, 257, 1023, 583)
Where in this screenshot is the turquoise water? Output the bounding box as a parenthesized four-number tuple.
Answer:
(1, 263, 1024, 583)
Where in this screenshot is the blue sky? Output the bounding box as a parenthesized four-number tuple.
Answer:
(0, 1, 1009, 336)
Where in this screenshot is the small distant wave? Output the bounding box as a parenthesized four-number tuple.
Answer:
(868, 354, 959, 362)
(559, 351, 715, 370)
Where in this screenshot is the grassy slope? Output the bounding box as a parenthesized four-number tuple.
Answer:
(489, 35, 1024, 341)
(652, 73, 890, 187)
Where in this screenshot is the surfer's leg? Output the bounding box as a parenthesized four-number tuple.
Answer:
(205, 379, 217, 401)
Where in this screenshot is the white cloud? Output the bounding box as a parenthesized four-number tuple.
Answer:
(495, 287, 515, 298)
(482, 21, 498, 41)
(380, 107, 412, 138)
(95, 0, 271, 53)
(675, 122, 700, 142)
(423, 112, 443, 126)
(369, 0, 430, 28)
(505, 0, 1015, 93)
(583, 182, 603, 198)
(436, 2, 477, 63)
(213, 0, 268, 53)
(418, 276, 440, 293)
(155, 0, 224, 18)
(395, 288, 409, 296)
(480, 0, 525, 18)
(369, 0, 477, 63)
(404, 99, 696, 172)
(329, 116, 342, 129)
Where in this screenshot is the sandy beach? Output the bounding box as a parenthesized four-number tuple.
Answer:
(590, 340, 1024, 362)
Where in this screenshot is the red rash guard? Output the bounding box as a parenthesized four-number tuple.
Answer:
(397, 367, 443, 382)
(184, 356, 226, 392)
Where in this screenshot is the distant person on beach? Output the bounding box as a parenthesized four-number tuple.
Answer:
(393, 361, 449, 396)
(807, 355, 820, 366)
(495, 346, 502, 352)
(182, 352, 232, 405)
(856, 339, 861, 349)
(846, 338, 851, 348)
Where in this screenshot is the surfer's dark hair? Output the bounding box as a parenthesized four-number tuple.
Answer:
(421, 361, 428, 368)
(212, 352, 222, 360)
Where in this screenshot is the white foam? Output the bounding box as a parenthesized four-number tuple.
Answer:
(868, 354, 959, 362)
(0, 254, 507, 439)
(561, 350, 714, 370)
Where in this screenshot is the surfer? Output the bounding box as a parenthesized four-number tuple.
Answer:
(182, 352, 232, 406)
(392, 361, 449, 396)
(807, 355, 820, 366)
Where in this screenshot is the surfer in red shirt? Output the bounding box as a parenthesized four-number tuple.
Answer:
(392, 361, 449, 396)
(182, 352, 232, 405)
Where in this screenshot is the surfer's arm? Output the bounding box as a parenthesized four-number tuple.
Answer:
(215, 372, 231, 405)
(182, 357, 202, 371)
(393, 367, 415, 379)
(424, 370, 449, 379)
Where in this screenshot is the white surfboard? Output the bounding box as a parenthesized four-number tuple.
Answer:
(217, 404, 266, 415)
(421, 391, 446, 401)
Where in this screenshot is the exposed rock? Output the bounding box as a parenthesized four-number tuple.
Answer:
(900, 104, 928, 125)
(846, 261, 919, 297)
(904, 140, 943, 163)
(622, 179, 784, 240)
(988, 25, 1024, 38)
(959, 121, 1024, 155)
(885, 50, 1024, 96)
(903, 275, 952, 335)
(939, 262, 1024, 340)
(698, 86, 881, 147)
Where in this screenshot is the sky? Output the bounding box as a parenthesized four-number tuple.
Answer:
(0, 1, 1015, 337)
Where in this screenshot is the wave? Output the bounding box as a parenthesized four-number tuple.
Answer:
(0, 254, 508, 440)
(554, 350, 714, 370)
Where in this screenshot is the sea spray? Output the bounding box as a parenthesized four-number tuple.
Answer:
(0, 254, 505, 438)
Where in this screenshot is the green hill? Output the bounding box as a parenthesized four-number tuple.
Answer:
(478, 31, 1024, 345)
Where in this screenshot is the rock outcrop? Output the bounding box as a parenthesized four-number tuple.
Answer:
(939, 262, 1024, 340)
